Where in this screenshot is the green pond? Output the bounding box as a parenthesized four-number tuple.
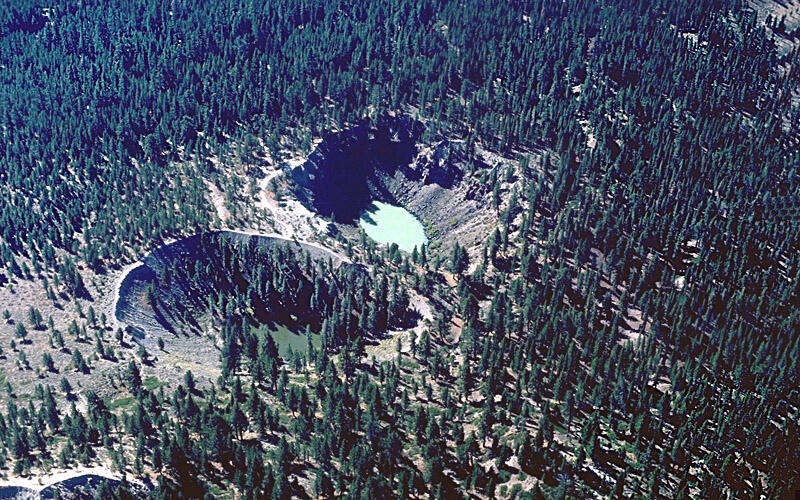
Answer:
(358, 201, 428, 253)
(266, 324, 321, 358)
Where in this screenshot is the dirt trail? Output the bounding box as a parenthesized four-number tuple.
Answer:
(254, 162, 331, 240)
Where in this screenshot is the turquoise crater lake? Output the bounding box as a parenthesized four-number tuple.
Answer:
(358, 201, 428, 253)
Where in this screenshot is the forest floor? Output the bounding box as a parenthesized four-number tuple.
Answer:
(204, 142, 333, 242)
(366, 291, 435, 362)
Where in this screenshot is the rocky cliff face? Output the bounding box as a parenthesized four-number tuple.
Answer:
(288, 116, 500, 254)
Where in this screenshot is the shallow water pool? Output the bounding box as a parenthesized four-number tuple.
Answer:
(358, 201, 427, 253)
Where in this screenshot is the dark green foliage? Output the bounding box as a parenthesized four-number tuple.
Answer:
(14, 323, 27, 341)
(1, 0, 799, 497)
(27, 307, 43, 330)
(144, 235, 411, 357)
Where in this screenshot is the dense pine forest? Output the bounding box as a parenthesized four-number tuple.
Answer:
(1, 0, 799, 498)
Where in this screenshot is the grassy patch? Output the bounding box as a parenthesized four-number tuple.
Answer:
(143, 375, 166, 391)
(261, 324, 320, 358)
(207, 483, 234, 499)
(109, 396, 136, 411)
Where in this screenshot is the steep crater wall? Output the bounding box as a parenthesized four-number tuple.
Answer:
(114, 231, 350, 339)
(288, 116, 499, 253)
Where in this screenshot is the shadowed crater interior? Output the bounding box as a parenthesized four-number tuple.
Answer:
(115, 231, 351, 340)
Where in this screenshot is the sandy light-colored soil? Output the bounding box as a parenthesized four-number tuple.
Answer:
(0, 465, 117, 490)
